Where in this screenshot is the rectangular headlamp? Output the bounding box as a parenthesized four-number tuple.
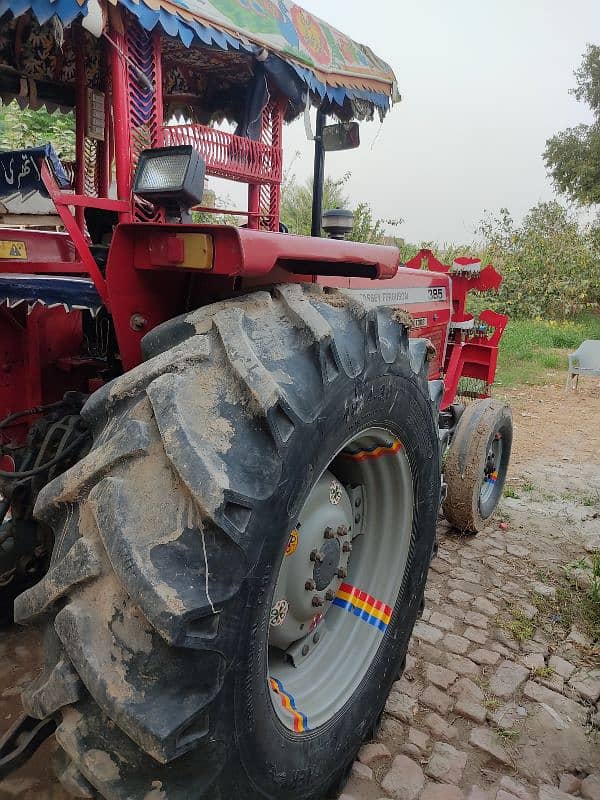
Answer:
(133, 145, 205, 208)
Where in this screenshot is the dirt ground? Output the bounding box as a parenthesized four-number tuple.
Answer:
(0, 379, 598, 799)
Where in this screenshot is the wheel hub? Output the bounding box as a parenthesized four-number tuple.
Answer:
(313, 537, 341, 590)
(481, 432, 503, 504)
(268, 471, 353, 650)
(268, 426, 415, 734)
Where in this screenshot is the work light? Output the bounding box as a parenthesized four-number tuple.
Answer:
(133, 145, 205, 216)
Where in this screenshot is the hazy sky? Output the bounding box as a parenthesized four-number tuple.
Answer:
(277, 0, 599, 244)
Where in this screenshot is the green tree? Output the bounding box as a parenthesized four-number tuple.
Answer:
(280, 172, 350, 236)
(280, 172, 401, 242)
(351, 202, 394, 244)
(478, 201, 600, 318)
(0, 101, 75, 158)
(544, 45, 600, 205)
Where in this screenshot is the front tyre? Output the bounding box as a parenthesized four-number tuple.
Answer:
(16, 285, 440, 800)
(442, 398, 513, 533)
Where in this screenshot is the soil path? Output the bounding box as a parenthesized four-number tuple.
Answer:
(0, 381, 598, 800)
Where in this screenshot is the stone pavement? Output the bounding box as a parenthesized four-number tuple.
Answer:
(338, 503, 600, 800)
(0, 386, 599, 800)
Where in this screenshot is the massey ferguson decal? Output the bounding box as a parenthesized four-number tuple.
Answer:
(354, 286, 447, 305)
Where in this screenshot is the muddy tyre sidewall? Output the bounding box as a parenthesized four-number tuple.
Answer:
(443, 399, 513, 533)
(233, 372, 439, 799)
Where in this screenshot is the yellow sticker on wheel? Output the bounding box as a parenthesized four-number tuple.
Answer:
(285, 529, 299, 557)
(0, 240, 26, 259)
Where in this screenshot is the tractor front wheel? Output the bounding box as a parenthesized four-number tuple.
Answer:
(443, 398, 513, 533)
(16, 285, 440, 800)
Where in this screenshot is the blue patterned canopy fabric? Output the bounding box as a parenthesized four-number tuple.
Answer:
(0, 0, 399, 114)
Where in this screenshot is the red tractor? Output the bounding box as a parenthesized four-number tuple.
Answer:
(0, 1, 512, 797)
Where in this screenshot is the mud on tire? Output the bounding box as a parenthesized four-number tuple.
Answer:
(16, 285, 441, 800)
(443, 398, 513, 533)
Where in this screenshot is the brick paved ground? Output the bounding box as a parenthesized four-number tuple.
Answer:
(338, 383, 600, 800)
(338, 512, 599, 800)
(0, 384, 598, 799)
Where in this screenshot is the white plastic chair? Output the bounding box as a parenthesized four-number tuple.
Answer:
(566, 340, 600, 390)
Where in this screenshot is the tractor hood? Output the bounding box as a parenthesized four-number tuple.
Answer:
(1, 0, 399, 117)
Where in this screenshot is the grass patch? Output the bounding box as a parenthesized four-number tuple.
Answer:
(503, 486, 520, 499)
(484, 696, 502, 711)
(582, 492, 600, 508)
(531, 666, 554, 679)
(507, 617, 535, 641)
(494, 314, 600, 387)
(496, 728, 520, 743)
(558, 491, 599, 507)
(533, 557, 600, 647)
(588, 555, 600, 606)
(561, 491, 579, 502)
(522, 481, 535, 492)
(496, 608, 535, 641)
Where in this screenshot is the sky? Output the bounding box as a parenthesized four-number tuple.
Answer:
(273, 0, 600, 244)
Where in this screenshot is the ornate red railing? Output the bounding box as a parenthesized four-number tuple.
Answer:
(163, 123, 282, 185)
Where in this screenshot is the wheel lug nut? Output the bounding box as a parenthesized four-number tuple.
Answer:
(324, 527, 335, 539)
(310, 550, 324, 563)
(337, 567, 347, 578)
(305, 579, 316, 591)
(313, 632, 320, 644)
(354, 514, 361, 524)
(301, 644, 309, 656)
(336, 525, 348, 536)
(342, 541, 352, 553)
(312, 596, 324, 607)
(355, 497, 362, 508)
(325, 589, 335, 601)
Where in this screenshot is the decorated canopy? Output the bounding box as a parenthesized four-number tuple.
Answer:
(0, 0, 399, 114)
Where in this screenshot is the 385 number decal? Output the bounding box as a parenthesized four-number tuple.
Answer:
(427, 287, 446, 301)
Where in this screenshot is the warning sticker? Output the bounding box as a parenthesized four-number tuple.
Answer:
(0, 241, 27, 259)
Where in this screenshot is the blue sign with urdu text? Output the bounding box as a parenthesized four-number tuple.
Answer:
(0, 145, 69, 198)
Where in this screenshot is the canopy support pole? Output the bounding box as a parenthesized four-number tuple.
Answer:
(109, 18, 133, 222)
(74, 28, 87, 231)
(311, 107, 326, 237)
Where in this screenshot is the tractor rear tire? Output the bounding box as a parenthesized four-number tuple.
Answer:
(16, 285, 441, 800)
(0, 519, 50, 627)
(442, 398, 512, 533)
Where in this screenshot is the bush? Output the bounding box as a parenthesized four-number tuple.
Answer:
(494, 314, 600, 386)
(0, 102, 75, 159)
(477, 201, 600, 319)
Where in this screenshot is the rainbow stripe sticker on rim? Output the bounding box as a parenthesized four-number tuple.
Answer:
(341, 439, 402, 462)
(269, 677, 309, 733)
(332, 583, 392, 632)
(485, 470, 498, 484)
